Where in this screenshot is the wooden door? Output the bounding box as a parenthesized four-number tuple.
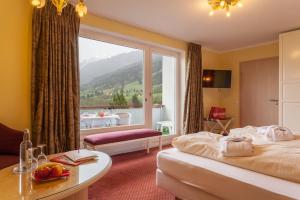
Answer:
(240, 57, 279, 127)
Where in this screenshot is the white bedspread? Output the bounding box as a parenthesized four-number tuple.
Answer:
(172, 131, 300, 184)
(157, 148, 300, 200)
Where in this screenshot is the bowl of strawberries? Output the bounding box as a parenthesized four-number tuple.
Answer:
(33, 162, 70, 182)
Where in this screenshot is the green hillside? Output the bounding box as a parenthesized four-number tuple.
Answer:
(80, 56, 163, 108)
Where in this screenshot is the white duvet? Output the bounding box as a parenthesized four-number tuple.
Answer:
(172, 131, 300, 183)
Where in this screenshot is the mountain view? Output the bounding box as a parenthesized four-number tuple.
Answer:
(80, 51, 163, 108)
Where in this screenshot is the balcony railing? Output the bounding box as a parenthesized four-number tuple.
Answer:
(80, 105, 166, 130)
(80, 104, 164, 110)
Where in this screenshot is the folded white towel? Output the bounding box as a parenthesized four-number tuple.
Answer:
(220, 136, 254, 157)
(265, 126, 295, 142)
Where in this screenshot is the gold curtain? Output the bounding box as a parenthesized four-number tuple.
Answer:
(183, 43, 204, 134)
(31, 2, 80, 154)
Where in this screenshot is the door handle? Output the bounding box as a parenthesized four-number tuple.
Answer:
(269, 99, 279, 105)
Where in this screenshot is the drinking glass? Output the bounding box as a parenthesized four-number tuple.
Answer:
(37, 144, 48, 166)
(28, 147, 38, 171)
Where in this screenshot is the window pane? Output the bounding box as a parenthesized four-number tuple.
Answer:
(152, 53, 176, 135)
(79, 37, 145, 130)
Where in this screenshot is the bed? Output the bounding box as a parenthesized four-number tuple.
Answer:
(156, 148, 300, 200)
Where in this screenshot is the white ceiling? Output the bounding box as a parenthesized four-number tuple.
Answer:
(84, 0, 300, 51)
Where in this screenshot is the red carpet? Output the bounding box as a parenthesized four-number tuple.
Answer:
(88, 147, 174, 200)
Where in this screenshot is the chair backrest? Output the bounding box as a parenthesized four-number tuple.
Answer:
(115, 113, 132, 125)
(0, 123, 24, 155)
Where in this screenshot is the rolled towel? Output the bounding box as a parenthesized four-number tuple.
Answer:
(220, 136, 254, 157)
(265, 126, 294, 142)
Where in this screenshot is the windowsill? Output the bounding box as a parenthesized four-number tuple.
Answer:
(80, 124, 145, 136)
(161, 133, 177, 137)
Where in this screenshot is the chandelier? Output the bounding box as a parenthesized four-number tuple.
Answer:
(208, 0, 243, 17)
(31, 0, 88, 17)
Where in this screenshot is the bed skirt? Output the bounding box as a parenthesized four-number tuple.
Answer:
(156, 169, 221, 200)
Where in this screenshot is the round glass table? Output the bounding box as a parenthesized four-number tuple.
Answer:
(0, 151, 111, 200)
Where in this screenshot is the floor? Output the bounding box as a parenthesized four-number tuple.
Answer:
(88, 147, 174, 200)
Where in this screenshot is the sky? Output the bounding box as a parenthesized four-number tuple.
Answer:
(79, 37, 136, 67)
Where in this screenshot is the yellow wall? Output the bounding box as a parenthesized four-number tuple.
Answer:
(202, 49, 223, 117)
(0, 1, 32, 130)
(219, 42, 279, 127)
(81, 14, 187, 51)
(0, 2, 278, 130)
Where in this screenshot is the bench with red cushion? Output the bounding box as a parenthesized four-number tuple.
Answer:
(83, 129, 162, 153)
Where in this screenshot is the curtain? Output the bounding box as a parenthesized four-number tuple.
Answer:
(31, 2, 80, 154)
(183, 43, 204, 134)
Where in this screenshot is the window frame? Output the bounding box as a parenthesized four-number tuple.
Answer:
(79, 27, 183, 137)
(149, 48, 181, 136)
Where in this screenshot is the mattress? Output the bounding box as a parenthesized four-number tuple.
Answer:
(157, 148, 300, 200)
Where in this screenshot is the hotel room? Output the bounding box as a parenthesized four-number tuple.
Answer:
(0, 0, 300, 199)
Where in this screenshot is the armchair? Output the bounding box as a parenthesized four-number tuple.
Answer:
(0, 123, 24, 170)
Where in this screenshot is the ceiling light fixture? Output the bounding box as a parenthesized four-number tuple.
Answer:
(31, 0, 87, 17)
(208, 0, 243, 17)
(76, 0, 88, 17)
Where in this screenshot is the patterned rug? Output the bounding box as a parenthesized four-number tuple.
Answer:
(88, 147, 174, 200)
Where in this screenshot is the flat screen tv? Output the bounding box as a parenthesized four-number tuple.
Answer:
(202, 69, 232, 88)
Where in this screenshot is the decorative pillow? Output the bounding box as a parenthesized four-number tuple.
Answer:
(0, 123, 24, 155)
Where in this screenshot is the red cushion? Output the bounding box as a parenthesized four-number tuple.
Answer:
(0, 155, 19, 170)
(84, 129, 162, 146)
(0, 123, 24, 155)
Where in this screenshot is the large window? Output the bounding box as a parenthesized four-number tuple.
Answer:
(79, 34, 180, 135)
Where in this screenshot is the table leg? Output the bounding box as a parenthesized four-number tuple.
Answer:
(159, 136, 162, 151)
(206, 121, 219, 133)
(216, 119, 232, 135)
(146, 139, 150, 154)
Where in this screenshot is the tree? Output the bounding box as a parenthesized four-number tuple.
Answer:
(131, 93, 142, 108)
(110, 90, 128, 108)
